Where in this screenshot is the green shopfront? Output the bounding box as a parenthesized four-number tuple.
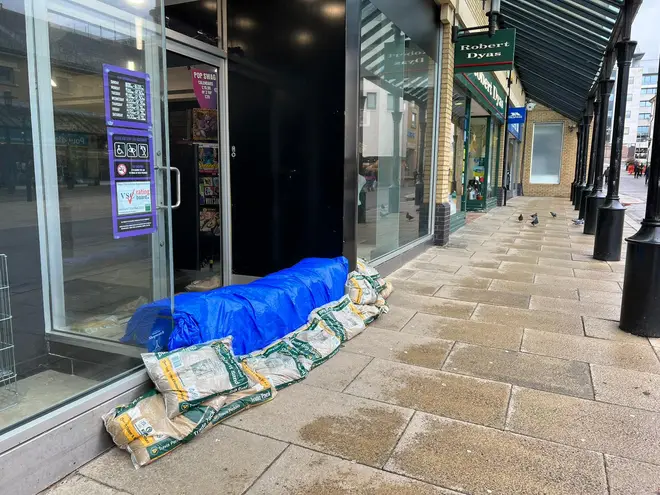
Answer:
(456, 71, 505, 213)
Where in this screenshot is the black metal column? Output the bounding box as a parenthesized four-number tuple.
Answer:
(574, 118, 588, 211)
(571, 127, 583, 205)
(578, 109, 595, 219)
(620, 58, 660, 336)
(499, 72, 512, 207)
(593, 41, 637, 259)
(584, 79, 615, 234)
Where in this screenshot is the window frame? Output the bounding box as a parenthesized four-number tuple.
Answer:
(529, 122, 564, 185)
(365, 91, 377, 110)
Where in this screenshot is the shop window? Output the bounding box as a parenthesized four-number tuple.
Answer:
(530, 123, 563, 184)
(626, 110, 631, 118)
(641, 100, 652, 107)
(625, 127, 630, 135)
(449, 86, 468, 215)
(639, 113, 651, 120)
(0, 66, 15, 84)
(356, 0, 437, 261)
(627, 94, 633, 101)
(366, 92, 377, 109)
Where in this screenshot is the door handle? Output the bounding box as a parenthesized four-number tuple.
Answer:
(171, 167, 181, 209)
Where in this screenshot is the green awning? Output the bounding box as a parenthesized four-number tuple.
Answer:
(500, 0, 631, 121)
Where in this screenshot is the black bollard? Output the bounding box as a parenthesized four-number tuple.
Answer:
(620, 58, 660, 336)
(594, 41, 637, 259)
(584, 79, 615, 234)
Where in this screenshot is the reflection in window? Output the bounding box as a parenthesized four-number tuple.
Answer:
(356, 0, 436, 261)
(449, 87, 467, 215)
(530, 123, 563, 184)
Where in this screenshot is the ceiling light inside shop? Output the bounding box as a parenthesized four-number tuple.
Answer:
(235, 17, 256, 30)
(127, 60, 136, 71)
(202, 0, 216, 10)
(135, 18, 144, 50)
(125, 0, 145, 5)
(51, 79, 57, 87)
(321, 2, 344, 19)
(293, 30, 314, 46)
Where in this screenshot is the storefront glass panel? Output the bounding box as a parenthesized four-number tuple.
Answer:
(449, 87, 467, 215)
(356, 0, 437, 261)
(165, 1, 222, 48)
(0, 0, 172, 434)
(487, 123, 501, 199)
(466, 116, 489, 205)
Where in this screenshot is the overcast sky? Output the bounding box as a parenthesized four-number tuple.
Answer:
(632, 1, 660, 62)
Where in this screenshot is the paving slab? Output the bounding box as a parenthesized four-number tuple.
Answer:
(44, 475, 126, 495)
(343, 327, 453, 370)
(591, 364, 660, 412)
(371, 306, 416, 331)
(345, 358, 511, 428)
(471, 303, 584, 335)
(507, 386, 660, 465)
(456, 265, 536, 283)
(434, 285, 530, 309)
(471, 253, 540, 264)
(408, 261, 461, 274)
(401, 312, 523, 350)
(578, 289, 623, 305)
(383, 278, 440, 296)
(534, 273, 622, 293)
(303, 350, 372, 392)
(507, 247, 572, 260)
(498, 261, 575, 277)
(386, 268, 416, 280)
(246, 446, 459, 495)
(406, 270, 493, 289)
(385, 292, 476, 320)
(488, 279, 579, 299)
(529, 295, 621, 320)
(605, 455, 660, 495)
(225, 384, 413, 467)
(537, 258, 613, 271)
(385, 412, 607, 495)
(427, 256, 502, 269)
(79, 426, 288, 495)
(573, 269, 625, 282)
(443, 342, 593, 398)
(522, 328, 660, 373)
(582, 316, 648, 343)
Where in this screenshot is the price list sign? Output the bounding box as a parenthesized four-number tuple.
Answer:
(103, 64, 152, 130)
(103, 64, 157, 239)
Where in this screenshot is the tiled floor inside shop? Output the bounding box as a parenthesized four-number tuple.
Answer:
(45, 196, 660, 495)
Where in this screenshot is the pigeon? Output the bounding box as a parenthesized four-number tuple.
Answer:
(518, 214, 524, 222)
(572, 219, 584, 225)
(550, 212, 557, 218)
(530, 216, 539, 227)
(379, 205, 389, 218)
(530, 213, 538, 218)
(406, 212, 414, 221)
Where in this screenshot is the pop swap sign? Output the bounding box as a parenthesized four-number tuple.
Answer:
(192, 69, 218, 109)
(103, 64, 157, 239)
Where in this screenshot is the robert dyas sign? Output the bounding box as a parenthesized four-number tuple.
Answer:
(455, 28, 516, 73)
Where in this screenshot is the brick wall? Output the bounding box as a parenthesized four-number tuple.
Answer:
(434, 23, 454, 206)
(521, 104, 579, 197)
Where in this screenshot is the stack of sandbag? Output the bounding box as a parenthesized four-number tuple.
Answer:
(355, 258, 394, 300)
(103, 338, 275, 468)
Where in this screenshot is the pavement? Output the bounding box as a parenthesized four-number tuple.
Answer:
(43, 194, 660, 495)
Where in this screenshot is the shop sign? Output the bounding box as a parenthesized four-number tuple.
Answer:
(454, 29, 516, 73)
(103, 64, 157, 239)
(457, 71, 506, 121)
(508, 122, 522, 141)
(507, 106, 526, 124)
(191, 69, 218, 109)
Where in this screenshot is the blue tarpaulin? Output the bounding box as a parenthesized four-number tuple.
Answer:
(122, 257, 349, 355)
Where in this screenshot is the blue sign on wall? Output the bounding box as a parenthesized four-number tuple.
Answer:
(508, 106, 526, 124)
(508, 122, 522, 141)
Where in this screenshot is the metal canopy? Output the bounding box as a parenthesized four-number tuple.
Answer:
(500, 0, 625, 121)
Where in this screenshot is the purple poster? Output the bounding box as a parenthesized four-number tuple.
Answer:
(103, 64, 152, 130)
(191, 68, 218, 109)
(103, 64, 156, 239)
(107, 128, 157, 239)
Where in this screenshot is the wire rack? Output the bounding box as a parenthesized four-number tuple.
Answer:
(0, 254, 18, 412)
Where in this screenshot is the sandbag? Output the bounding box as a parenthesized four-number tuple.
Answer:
(102, 390, 223, 468)
(345, 271, 387, 307)
(142, 338, 249, 418)
(210, 363, 277, 425)
(242, 340, 308, 390)
(356, 258, 394, 299)
(185, 275, 222, 292)
(288, 318, 341, 371)
(310, 296, 382, 341)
